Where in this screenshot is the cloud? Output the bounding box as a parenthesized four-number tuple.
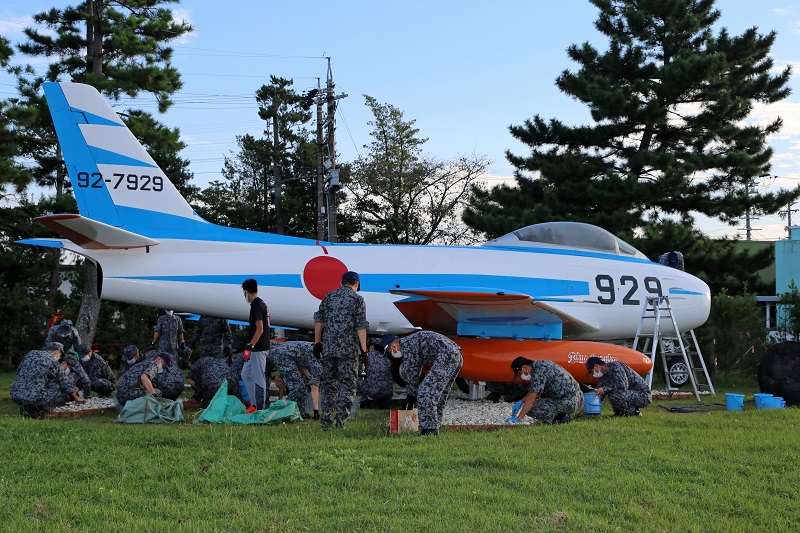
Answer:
(773, 8, 794, 17)
(0, 15, 34, 37)
(170, 8, 196, 43)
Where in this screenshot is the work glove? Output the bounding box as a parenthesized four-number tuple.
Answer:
(511, 400, 524, 418)
(404, 395, 417, 410)
(313, 342, 323, 359)
(505, 416, 519, 424)
(147, 343, 156, 352)
(179, 341, 186, 349)
(243, 344, 254, 362)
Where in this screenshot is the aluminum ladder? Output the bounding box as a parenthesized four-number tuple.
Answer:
(632, 295, 715, 402)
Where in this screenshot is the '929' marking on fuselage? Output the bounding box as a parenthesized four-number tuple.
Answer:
(595, 275, 662, 305)
(75, 171, 164, 191)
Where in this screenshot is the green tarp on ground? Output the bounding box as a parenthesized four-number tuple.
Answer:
(115, 394, 186, 424)
(196, 379, 302, 425)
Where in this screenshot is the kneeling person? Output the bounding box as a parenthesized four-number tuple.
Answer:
(381, 331, 463, 436)
(114, 354, 170, 412)
(586, 356, 651, 417)
(187, 356, 231, 407)
(509, 357, 583, 424)
(11, 343, 86, 418)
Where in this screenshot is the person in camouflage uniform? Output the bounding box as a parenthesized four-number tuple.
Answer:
(295, 336, 322, 419)
(508, 357, 583, 424)
(586, 356, 651, 417)
(314, 271, 369, 430)
(271, 340, 315, 416)
(44, 319, 81, 353)
(11, 343, 86, 418)
(195, 315, 233, 359)
(148, 350, 185, 400)
(381, 331, 463, 436)
(228, 351, 246, 402)
(61, 349, 91, 399)
(77, 344, 116, 397)
(187, 356, 231, 407)
(151, 309, 186, 356)
(114, 353, 171, 412)
(486, 382, 529, 403)
(361, 343, 394, 408)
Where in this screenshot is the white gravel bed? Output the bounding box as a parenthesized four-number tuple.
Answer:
(51, 397, 115, 412)
(441, 397, 537, 426)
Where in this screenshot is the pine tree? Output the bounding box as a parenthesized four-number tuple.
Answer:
(13, 0, 192, 345)
(464, 0, 797, 293)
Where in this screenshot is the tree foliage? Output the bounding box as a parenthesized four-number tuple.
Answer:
(465, 0, 797, 293)
(346, 95, 489, 245)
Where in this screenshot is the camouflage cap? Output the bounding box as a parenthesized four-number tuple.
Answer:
(122, 345, 139, 359)
(46, 341, 65, 353)
(59, 319, 73, 328)
(75, 343, 91, 356)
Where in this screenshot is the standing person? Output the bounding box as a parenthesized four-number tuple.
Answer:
(195, 315, 233, 359)
(241, 278, 271, 413)
(11, 342, 86, 418)
(77, 344, 116, 397)
(43, 318, 81, 353)
(380, 331, 463, 436)
(507, 357, 583, 425)
(314, 271, 369, 430)
(586, 356, 652, 417)
(151, 309, 186, 356)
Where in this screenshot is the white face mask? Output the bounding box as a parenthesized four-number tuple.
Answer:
(156, 362, 164, 373)
(243, 291, 249, 303)
(593, 369, 603, 379)
(126, 357, 137, 365)
(520, 372, 532, 381)
(81, 355, 91, 362)
(166, 310, 174, 316)
(391, 349, 402, 359)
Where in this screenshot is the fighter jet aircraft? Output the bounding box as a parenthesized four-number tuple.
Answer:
(21, 82, 712, 383)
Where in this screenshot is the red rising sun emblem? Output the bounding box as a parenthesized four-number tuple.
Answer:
(302, 256, 348, 300)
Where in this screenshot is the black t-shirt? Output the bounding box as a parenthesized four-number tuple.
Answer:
(248, 297, 271, 351)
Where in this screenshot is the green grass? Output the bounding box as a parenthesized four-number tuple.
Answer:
(1, 373, 798, 532)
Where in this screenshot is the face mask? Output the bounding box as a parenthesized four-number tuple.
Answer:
(126, 357, 137, 365)
(156, 363, 164, 373)
(593, 369, 603, 379)
(166, 310, 174, 316)
(81, 355, 91, 362)
(391, 349, 402, 359)
(520, 372, 532, 381)
(243, 291, 249, 303)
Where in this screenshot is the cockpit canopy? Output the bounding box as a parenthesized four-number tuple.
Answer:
(482, 222, 647, 259)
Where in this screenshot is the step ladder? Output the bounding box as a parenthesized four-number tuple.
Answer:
(632, 296, 715, 402)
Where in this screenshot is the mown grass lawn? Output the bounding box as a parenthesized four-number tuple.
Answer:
(1, 372, 797, 532)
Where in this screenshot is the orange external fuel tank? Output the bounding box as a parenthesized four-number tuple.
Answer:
(452, 338, 653, 385)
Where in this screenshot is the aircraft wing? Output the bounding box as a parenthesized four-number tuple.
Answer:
(390, 288, 599, 340)
(35, 214, 159, 250)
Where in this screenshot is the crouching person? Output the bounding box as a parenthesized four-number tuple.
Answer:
(187, 356, 231, 407)
(114, 353, 171, 412)
(508, 357, 583, 424)
(77, 344, 116, 397)
(586, 356, 651, 417)
(380, 331, 463, 436)
(11, 342, 86, 418)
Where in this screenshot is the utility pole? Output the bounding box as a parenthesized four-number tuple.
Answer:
(780, 199, 797, 239)
(323, 57, 347, 243)
(315, 79, 325, 242)
(272, 114, 283, 234)
(740, 178, 760, 240)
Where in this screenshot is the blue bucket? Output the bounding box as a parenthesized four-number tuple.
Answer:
(583, 392, 602, 415)
(725, 393, 744, 411)
(762, 396, 786, 409)
(754, 393, 773, 409)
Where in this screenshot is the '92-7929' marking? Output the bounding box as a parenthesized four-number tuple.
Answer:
(75, 171, 164, 191)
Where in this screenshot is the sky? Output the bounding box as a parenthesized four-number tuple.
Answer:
(1, 0, 799, 241)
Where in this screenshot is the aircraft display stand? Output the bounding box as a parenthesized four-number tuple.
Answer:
(632, 296, 715, 402)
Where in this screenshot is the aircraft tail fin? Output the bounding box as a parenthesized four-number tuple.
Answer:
(43, 82, 204, 234)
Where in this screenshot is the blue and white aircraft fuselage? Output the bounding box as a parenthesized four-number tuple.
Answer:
(22, 82, 712, 383)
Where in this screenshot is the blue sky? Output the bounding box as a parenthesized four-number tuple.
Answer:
(1, 1, 799, 240)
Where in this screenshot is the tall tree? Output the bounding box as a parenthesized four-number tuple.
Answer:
(464, 0, 797, 293)
(346, 95, 489, 245)
(198, 77, 320, 239)
(15, 0, 192, 345)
